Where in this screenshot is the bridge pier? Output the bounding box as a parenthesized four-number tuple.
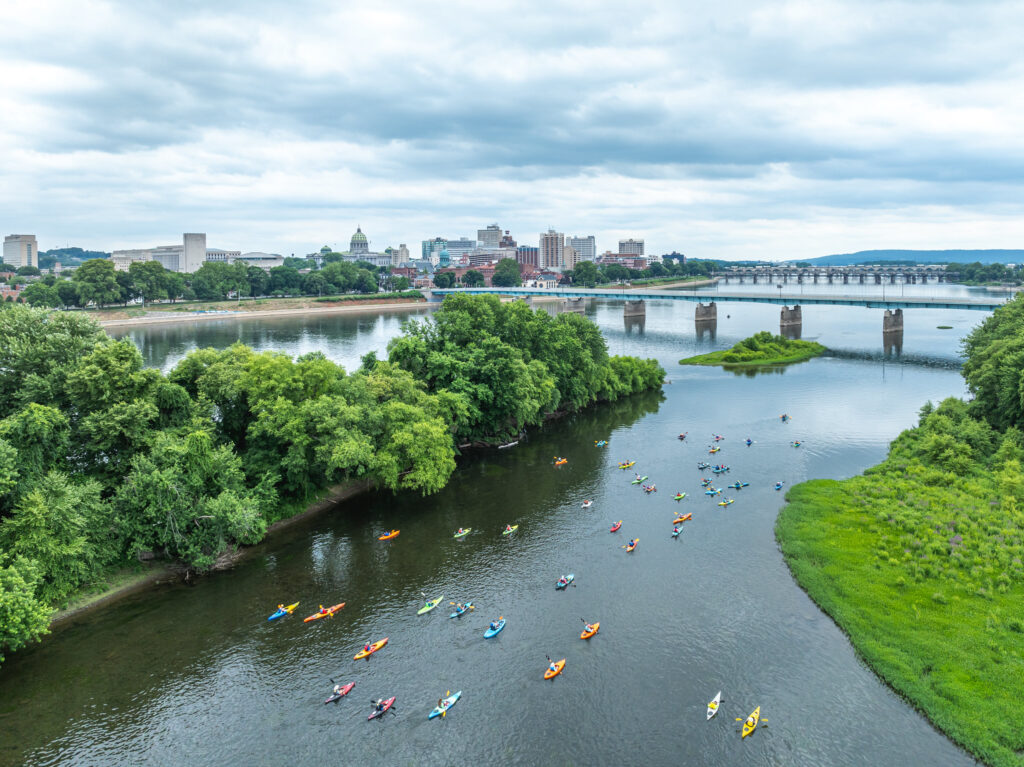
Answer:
(694, 302, 717, 322)
(780, 305, 802, 339)
(562, 298, 586, 314)
(623, 300, 646, 318)
(890, 274, 897, 284)
(883, 308, 904, 333)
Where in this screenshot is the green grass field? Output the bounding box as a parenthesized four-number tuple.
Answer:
(777, 474, 1024, 766)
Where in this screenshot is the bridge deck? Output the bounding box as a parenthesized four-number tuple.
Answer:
(431, 287, 1006, 311)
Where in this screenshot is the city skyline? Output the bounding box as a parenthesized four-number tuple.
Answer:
(2, 1, 1023, 261)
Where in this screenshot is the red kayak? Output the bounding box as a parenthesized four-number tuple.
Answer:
(324, 682, 355, 703)
(368, 696, 396, 720)
(610, 520, 622, 532)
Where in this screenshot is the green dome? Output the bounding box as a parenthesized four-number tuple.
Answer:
(351, 227, 368, 244)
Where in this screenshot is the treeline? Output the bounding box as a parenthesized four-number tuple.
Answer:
(0, 295, 663, 664)
(565, 257, 715, 287)
(775, 294, 1024, 766)
(946, 261, 1024, 285)
(4, 257, 409, 310)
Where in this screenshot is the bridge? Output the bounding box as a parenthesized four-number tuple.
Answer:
(719, 264, 956, 285)
(430, 286, 1007, 344)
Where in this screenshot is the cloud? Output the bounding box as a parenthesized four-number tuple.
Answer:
(1, 0, 1023, 259)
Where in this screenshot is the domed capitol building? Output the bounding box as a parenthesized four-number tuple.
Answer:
(311, 227, 409, 268)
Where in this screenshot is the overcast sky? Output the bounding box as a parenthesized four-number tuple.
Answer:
(2, 0, 1022, 261)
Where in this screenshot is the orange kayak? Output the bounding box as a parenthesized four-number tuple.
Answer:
(580, 622, 600, 640)
(544, 659, 566, 679)
(304, 603, 345, 622)
(626, 538, 639, 552)
(378, 530, 400, 541)
(672, 513, 692, 524)
(353, 637, 388, 660)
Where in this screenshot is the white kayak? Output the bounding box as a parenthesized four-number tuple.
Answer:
(707, 691, 721, 720)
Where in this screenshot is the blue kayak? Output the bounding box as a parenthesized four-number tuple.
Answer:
(555, 574, 575, 590)
(449, 602, 474, 618)
(429, 691, 462, 719)
(484, 619, 506, 638)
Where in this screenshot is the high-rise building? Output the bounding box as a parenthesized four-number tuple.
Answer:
(477, 224, 502, 250)
(539, 229, 565, 271)
(516, 246, 539, 268)
(390, 244, 410, 265)
(422, 238, 447, 260)
(111, 233, 239, 273)
(499, 231, 517, 248)
(3, 234, 38, 268)
(445, 238, 476, 260)
(182, 233, 207, 272)
(568, 235, 596, 261)
(563, 245, 580, 270)
(618, 238, 645, 256)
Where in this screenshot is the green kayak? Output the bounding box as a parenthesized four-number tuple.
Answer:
(631, 475, 648, 485)
(453, 528, 471, 539)
(417, 595, 444, 615)
(502, 525, 518, 536)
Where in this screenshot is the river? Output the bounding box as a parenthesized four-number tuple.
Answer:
(0, 286, 993, 766)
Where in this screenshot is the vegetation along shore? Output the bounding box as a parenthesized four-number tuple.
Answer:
(776, 295, 1024, 767)
(0, 295, 663, 666)
(679, 331, 826, 367)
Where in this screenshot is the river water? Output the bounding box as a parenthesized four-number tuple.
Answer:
(0, 287, 996, 766)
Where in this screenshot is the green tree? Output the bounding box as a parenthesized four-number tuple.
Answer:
(269, 266, 302, 294)
(73, 259, 121, 308)
(19, 283, 60, 308)
(393, 276, 411, 291)
(56, 280, 80, 308)
(246, 266, 270, 297)
(491, 258, 522, 287)
(0, 404, 70, 479)
(128, 261, 168, 305)
(302, 270, 328, 296)
(433, 272, 456, 288)
(16, 266, 42, 277)
(463, 269, 485, 287)
(573, 260, 599, 286)
(115, 269, 137, 305)
(164, 272, 186, 302)
(0, 556, 51, 664)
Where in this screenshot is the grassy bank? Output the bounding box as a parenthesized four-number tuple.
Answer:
(680, 331, 825, 367)
(776, 400, 1024, 767)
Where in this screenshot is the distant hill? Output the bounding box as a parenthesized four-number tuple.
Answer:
(802, 250, 1024, 266)
(39, 247, 110, 270)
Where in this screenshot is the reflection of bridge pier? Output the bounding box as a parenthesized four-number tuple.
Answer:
(624, 315, 646, 334)
(780, 305, 802, 339)
(883, 308, 903, 357)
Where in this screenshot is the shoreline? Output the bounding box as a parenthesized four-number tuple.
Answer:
(98, 298, 432, 328)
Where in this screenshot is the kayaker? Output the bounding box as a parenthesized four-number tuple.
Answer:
(505, 524, 513, 532)
(437, 697, 444, 709)
(277, 603, 286, 612)
(455, 602, 464, 612)
(364, 643, 371, 653)
(673, 527, 679, 534)
(490, 620, 500, 631)
(333, 684, 343, 696)
(374, 699, 385, 713)
(558, 576, 567, 585)
(318, 605, 328, 615)
(584, 623, 595, 634)
(745, 438, 752, 446)
(549, 661, 558, 673)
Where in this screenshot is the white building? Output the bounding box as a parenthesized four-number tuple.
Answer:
(477, 224, 502, 250)
(568, 235, 596, 261)
(445, 238, 477, 260)
(563, 245, 580, 270)
(3, 234, 37, 268)
(111, 233, 240, 272)
(236, 252, 285, 270)
(539, 229, 565, 271)
(618, 238, 645, 256)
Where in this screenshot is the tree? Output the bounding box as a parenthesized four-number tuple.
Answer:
(269, 265, 302, 294)
(433, 272, 456, 289)
(73, 259, 121, 308)
(463, 270, 485, 287)
(0, 262, 18, 272)
(246, 266, 269, 297)
(0, 556, 51, 664)
(573, 260, 599, 286)
(393, 276, 411, 291)
(115, 270, 137, 305)
(164, 272, 186, 302)
(19, 283, 59, 308)
(354, 269, 378, 293)
(129, 261, 168, 305)
(491, 258, 522, 287)
(15, 266, 41, 277)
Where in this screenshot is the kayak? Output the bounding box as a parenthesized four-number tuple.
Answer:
(580, 621, 600, 640)
(555, 574, 575, 589)
(707, 691, 721, 720)
(268, 602, 299, 621)
(708, 447, 720, 454)
(697, 462, 711, 469)
(581, 500, 593, 508)
(718, 499, 735, 506)
(729, 482, 749, 489)
(712, 466, 729, 474)
(673, 513, 692, 524)
(610, 520, 622, 532)
(671, 528, 681, 538)
(642, 485, 656, 493)
(630, 475, 648, 484)
(741, 706, 760, 738)
(354, 637, 388, 660)
(673, 493, 686, 501)
(453, 528, 471, 539)
(325, 682, 355, 703)
(368, 697, 396, 720)
(544, 659, 566, 679)
(554, 458, 568, 466)
(502, 525, 519, 536)
(619, 461, 636, 469)
(304, 603, 345, 622)
(378, 529, 400, 541)
(595, 440, 606, 447)
(449, 602, 473, 618)
(775, 483, 783, 490)
(484, 618, 505, 638)
(418, 595, 444, 615)
(626, 539, 639, 552)
(705, 488, 719, 496)
(428, 691, 462, 719)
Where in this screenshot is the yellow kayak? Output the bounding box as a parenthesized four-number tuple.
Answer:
(742, 706, 760, 738)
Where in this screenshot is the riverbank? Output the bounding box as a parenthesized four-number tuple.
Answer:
(776, 400, 1024, 767)
(97, 295, 429, 328)
(680, 331, 825, 366)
